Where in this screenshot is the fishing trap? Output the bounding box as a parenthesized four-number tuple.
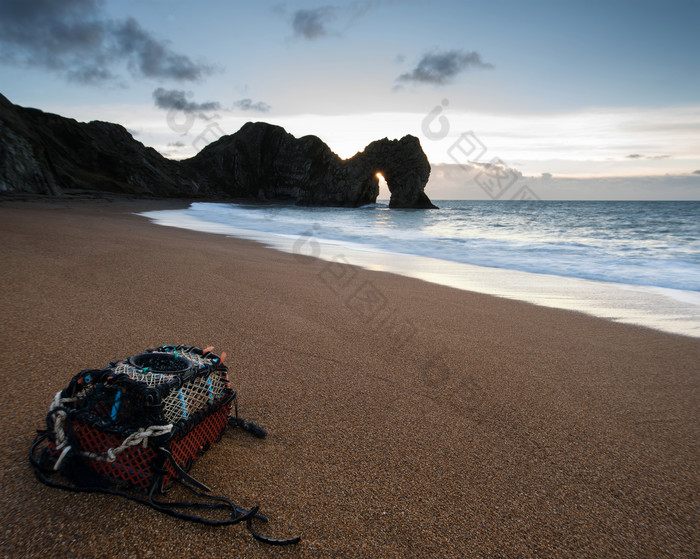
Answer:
(29, 344, 299, 545)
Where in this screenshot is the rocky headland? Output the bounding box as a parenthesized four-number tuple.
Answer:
(0, 93, 435, 208)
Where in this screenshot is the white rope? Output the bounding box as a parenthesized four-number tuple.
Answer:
(83, 424, 173, 463)
(50, 390, 77, 412)
(49, 391, 77, 471)
(54, 444, 72, 470)
(49, 391, 78, 449)
(48, 388, 173, 466)
(52, 410, 67, 448)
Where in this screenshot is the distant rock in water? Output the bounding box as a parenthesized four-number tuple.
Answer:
(0, 93, 436, 208)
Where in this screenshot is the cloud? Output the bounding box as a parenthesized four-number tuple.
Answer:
(429, 165, 700, 200)
(472, 159, 523, 179)
(347, 0, 395, 20)
(292, 7, 337, 39)
(284, 1, 412, 40)
(153, 88, 221, 113)
(693, 170, 700, 175)
(112, 18, 213, 81)
(397, 49, 493, 86)
(0, 0, 213, 84)
(233, 98, 272, 112)
(626, 153, 670, 160)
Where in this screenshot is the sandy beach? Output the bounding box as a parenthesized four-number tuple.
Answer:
(0, 198, 697, 558)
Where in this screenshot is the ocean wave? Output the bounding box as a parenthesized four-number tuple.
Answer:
(181, 201, 700, 292)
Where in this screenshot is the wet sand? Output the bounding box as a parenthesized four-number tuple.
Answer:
(0, 198, 697, 558)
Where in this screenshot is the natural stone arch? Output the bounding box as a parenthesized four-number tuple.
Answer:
(0, 96, 437, 208)
(357, 135, 436, 208)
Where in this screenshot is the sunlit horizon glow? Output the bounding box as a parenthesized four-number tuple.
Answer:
(42, 102, 699, 187)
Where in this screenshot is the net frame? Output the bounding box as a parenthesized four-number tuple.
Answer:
(29, 344, 300, 545)
(41, 345, 234, 489)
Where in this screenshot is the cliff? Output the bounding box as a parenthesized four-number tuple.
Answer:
(0, 94, 436, 208)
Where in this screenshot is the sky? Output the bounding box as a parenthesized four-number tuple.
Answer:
(0, 0, 699, 200)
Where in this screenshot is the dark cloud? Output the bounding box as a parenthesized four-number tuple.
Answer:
(0, 0, 213, 84)
(472, 159, 522, 180)
(153, 88, 221, 113)
(626, 153, 670, 160)
(113, 18, 212, 81)
(397, 49, 493, 85)
(285, 1, 410, 40)
(233, 98, 272, 112)
(292, 7, 337, 39)
(693, 170, 700, 175)
(67, 64, 116, 85)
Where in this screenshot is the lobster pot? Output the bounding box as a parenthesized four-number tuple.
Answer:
(44, 345, 235, 490)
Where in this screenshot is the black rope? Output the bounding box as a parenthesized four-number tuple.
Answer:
(228, 399, 267, 438)
(29, 432, 300, 546)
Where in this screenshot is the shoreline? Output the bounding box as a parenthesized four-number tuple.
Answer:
(1, 199, 698, 557)
(140, 202, 700, 339)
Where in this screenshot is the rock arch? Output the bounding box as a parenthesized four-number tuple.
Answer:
(0, 95, 437, 208)
(355, 135, 437, 208)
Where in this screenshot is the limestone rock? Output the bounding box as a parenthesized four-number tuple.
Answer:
(0, 94, 436, 208)
(186, 122, 435, 208)
(0, 93, 197, 197)
(185, 122, 379, 206)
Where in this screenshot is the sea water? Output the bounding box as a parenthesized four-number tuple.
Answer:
(140, 200, 700, 338)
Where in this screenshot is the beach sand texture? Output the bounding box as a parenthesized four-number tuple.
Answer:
(0, 200, 698, 558)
